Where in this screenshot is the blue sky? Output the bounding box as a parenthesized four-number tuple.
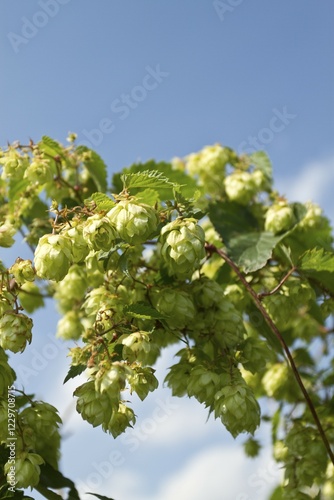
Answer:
(1, 2, 334, 499)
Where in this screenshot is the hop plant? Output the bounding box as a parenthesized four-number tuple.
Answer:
(0, 312, 33, 353)
(265, 201, 296, 234)
(83, 214, 118, 252)
(107, 199, 159, 244)
(159, 218, 205, 279)
(34, 233, 73, 281)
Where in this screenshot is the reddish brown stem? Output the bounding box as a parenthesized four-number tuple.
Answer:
(207, 244, 334, 465)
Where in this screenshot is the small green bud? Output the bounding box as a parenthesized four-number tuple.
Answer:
(107, 200, 159, 244)
(160, 218, 205, 279)
(83, 214, 118, 252)
(34, 233, 72, 281)
(0, 312, 33, 353)
(243, 437, 261, 458)
(264, 201, 296, 234)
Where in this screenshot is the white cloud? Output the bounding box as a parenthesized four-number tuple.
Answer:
(91, 445, 282, 500)
(276, 155, 334, 221)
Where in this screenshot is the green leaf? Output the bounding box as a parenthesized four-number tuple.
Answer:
(63, 364, 86, 384)
(299, 248, 334, 273)
(248, 150, 272, 180)
(124, 303, 165, 320)
(209, 201, 307, 273)
(135, 188, 160, 206)
(298, 248, 334, 295)
(39, 136, 64, 158)
(268, 485, 284, 500)
(87, 494, 115, 500)
(112, 160, 198, 199)
(121, 169, 179, 191)
(84, 192, 115, 211)
(228, 231, 283, 273)
(208, 201, 259, 243)
(76, 146, 107, 193)
(39, 462, 80, 499)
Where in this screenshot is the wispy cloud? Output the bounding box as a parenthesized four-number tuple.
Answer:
(276, 155, 334, 221)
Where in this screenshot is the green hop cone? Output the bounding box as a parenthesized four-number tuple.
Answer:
(243, 437, 261, 458)
(56, 310, 84, 340)
(83, 214, 118, 252)
(151, 287, 196, 330)
(18, 282, 44, 313)
(9, 258, 35, 285)
(24, 158, 54, 184)
(0, 312, 33, 353)
(121, 331, 152, 363)
(127, 366, 159, 401)
(264, 201, 296, 234)
(105, 402, 136, 438)
(74, 380, 115, 428)
(34, 233, 72, 282)
(214, 374, 261, 437)
(107, 199, 159, 244)
(187, 365, 221, 406)
(63, 223, 89, 263)
(5, 451, 44, 489)
(0, 348, 16, 397)
(0, 221, 16, 248)
(185, 144, 231, 195)
(224, 171, 257, 204)
(160, 218, 205, 279)
(54, 264, 88, 313)
(20, 402, 62, 436)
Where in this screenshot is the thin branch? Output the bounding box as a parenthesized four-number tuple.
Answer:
(258, 266, 296, 299)
(206, 243, 334, 465)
